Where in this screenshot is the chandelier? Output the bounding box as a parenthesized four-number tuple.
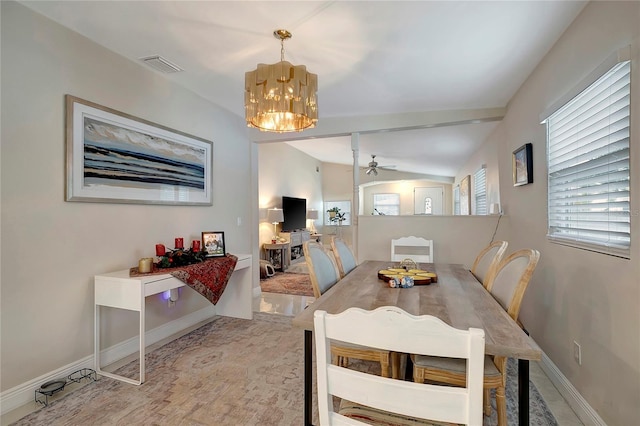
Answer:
(244, 30, 318, 133)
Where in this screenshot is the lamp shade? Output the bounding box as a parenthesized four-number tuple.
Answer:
(307, 209, 319, 220)
(244, 30, 318, 133)
(267, 208, 284, 224)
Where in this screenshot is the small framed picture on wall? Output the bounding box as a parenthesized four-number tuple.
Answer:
(513, 143, 533, 186)
(202, 231, 226, 257)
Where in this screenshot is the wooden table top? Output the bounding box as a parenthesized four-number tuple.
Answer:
(292, 260, 541, 360)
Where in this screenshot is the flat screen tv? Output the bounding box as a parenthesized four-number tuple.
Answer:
(282, 196, 307, 232)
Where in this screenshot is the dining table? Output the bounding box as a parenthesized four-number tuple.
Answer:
(292, 260, 541, 426)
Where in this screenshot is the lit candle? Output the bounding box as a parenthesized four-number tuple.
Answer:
(192, 240, 201, 252)
(175, 238, 184, 249)
(155, 244, 166, 256)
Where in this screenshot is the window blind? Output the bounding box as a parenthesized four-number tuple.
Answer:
(474, 167, 487, 215)
(544, 60, 630, 258)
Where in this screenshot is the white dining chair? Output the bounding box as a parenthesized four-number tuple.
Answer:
(315, 306, 485, 425)
(391, 236, 434, 263)
(330, 236, 357, 278)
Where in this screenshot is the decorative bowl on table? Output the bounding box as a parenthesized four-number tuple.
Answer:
(377, 268, 438, 285)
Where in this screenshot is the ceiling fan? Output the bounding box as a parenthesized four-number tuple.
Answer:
(365, 155, 396, 176)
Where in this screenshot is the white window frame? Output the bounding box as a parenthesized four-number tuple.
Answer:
(542, 50, 631, 258)
(324, 200, 351, 226)
(373, 193, 400, 216)
(474, 166, 487, 215)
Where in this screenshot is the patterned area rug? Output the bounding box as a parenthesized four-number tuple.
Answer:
(260, 272, 314, 297)
(12, 313, 557, 425)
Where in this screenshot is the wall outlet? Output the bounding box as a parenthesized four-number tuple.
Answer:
(573, 341, 582, 365)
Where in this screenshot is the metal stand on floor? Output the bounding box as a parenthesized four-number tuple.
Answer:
(35, 368, 98, 406)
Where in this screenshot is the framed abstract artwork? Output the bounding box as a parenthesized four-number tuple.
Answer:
(513, 143, 533, 186)
(65, 95, 213, 205)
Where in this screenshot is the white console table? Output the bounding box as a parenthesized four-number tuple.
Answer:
(94, 254, 252, 385)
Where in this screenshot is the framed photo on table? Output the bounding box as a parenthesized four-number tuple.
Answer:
(513, 143, 533, 186)
(202, 231, 225, 257)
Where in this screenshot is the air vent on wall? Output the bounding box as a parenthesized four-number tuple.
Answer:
(139, 55, 184, 73)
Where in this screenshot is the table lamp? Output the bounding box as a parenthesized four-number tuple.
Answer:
(307, 209, 318, 234)
(267, 208, 284, 240)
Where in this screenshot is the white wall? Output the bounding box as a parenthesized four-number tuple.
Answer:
(485, 2, 639, 424)
(0, 2, 253, 391)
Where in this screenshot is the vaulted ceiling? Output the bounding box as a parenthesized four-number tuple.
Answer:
(22, 1, 587, 176)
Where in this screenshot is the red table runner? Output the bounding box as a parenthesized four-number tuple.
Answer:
(130, 254, 238, 305)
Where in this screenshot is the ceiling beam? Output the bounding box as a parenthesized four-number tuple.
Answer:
(248, 107, 506, 143)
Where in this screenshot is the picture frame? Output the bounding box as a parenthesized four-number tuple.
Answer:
(202, 231, 226, 257)
(513, 143, 533, 186)
(65, 95, 213, 205)
(460, 175, 471, 215)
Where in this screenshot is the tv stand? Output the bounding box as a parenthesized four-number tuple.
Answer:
(279, 230, 310, 263)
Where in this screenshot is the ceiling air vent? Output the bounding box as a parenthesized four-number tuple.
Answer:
(139, 55, 184, 73)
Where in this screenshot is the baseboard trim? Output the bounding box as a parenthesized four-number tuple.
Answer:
(539, 351, 607, 426)
(0, 305, 216, 416)
(253, 285, 262, 298)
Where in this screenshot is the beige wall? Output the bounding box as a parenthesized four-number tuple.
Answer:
(487, 2, 639, 424)
(357, 215, 509, 267)
(1, 2, 254, 390)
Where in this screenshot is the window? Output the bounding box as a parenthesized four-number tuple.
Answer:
(424, 197, 433, 215)
(474, 167, 487, 215)
(544, 59, 630, 258)
(373, 193, 400, 216)
(324, 200, 351, 225)
(453, 186, 460, 215)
